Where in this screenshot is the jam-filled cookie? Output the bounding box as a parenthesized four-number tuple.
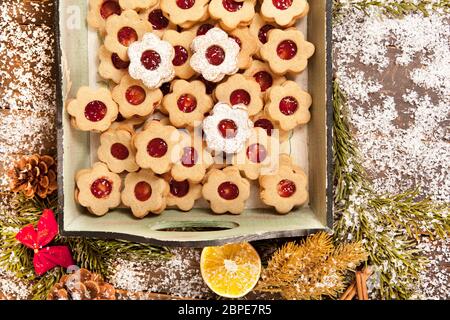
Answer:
(261, 0, 309, 27)
(228, 27, 258, 70)
(119, 0, 158, 10)
(133, 120, 183, 174)
(67, 86, 118, 132)
(104, 10, 153, 61)
(162, 79, 213, 128)
(171, 131, 214, 183)
(252, 112, 290, 142)
(160, 0, 209, 26)
(249, 14, 277, 58)
(140, 4, 176, 38)
(112, 74, 163, 118)
(128, 33, 175, 89)
(162, 30, 197, 79)
(264, 80, 311, 131)
(97, 129, 139, 173)
(164, 174, 203, 211)
(189, 27, 240, 82)
(203, 102, 253, 154)
(109, 115, 147, 133)
(87, 0, 122, 34)
(190, 20, 218, 36)
(202, 166, 251, 214)
(98, 45, 130, 84)
(208, 0, 256, 31)
(214, 74, 263, 116)
(121, 169, 169, 217)
(259, 155, 308, 214)
(75, 162, 122, 216)
(260, 28, 315, 75)
(243, 60, 286, 94)
(232, 127, 278, 180)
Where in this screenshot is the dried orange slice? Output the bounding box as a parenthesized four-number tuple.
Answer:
(200, 242, 261, 298)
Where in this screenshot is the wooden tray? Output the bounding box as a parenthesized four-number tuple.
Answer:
(56, 0, 333, 247)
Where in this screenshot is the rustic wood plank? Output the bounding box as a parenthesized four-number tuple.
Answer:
(5, 0, 54, 26)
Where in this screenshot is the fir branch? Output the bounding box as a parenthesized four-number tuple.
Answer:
(333, 0, 450, 19)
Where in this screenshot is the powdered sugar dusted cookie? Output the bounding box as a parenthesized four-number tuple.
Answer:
(128, 33, 175, 89)
(190, 28, 240, 82)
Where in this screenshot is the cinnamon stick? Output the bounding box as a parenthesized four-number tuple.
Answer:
(355, 271, 364, 300)
(340, 282, 356, 300)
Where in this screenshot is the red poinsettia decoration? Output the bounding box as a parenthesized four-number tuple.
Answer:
(15, 209, 74, 276)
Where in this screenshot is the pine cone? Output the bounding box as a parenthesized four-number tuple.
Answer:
(8, 154, 57, 198)
(47, 268, 116, 300)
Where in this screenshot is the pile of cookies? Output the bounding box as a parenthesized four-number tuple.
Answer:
(70, 0, 314, 217)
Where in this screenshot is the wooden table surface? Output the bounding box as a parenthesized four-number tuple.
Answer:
(0, 0, 448, 300)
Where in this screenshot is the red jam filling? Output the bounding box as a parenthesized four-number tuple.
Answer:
(176, 0, 195, 9)
(125, 85, 146, 105)
(172, 45, 189, 66)
(117, 27, 138, 47)
(134, 181, 152, 201)
(276, 40, 298, 60)
(222, 0, 243, 12)
(253, 71, 273, 92)
(169, 179, 190, 197)
(197, 23, 214, 36)
(160, 82, 171, 96)
(147, 138, 168, 158)
(100, 1, 121, 19)
(111, 53, 130, 69)
(246, 143, 267, 163)
(147, 9, 169, 30)
(110, 143, 129, 160)
(84, 100, 107, 122)
(218, 182, 239, 200)
(205, 45, 225, 66)
(218, 119, 238, 139)
(254, 118, 274, 136)
(272, 0, 293, 10)
(177, 94, 197, 113)
(181, 147, 198, 167)
(141, 50, 161, 70)
(277, 179, 296, 198)
(230, 89, 251, 106)
(229, 35, 242, 48)
(258, 24, 275, 44)
(90, 178, 113, 199)
(279, 96, 298, 115)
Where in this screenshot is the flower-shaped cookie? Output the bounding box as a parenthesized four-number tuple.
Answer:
(98, 45, 130, 84)
(203, 102, 253, 154)
(121, 170, 169, 217)
(265, 80, 311, 131)
(249, 14, 277, 58)
(215, 74, 263, 116)
(162, 30, 197, 79)
(252, 112, 290, 142)
(208, 0, 256, 31)
(87, 0, 122, 34)
(112, 74, 163, 118)
(228, 27, 258, 70)
(162, 80, 213, 128)
(139, 4, 175, 38)
(232, 128, 278, 180)
(171, 131, 214, 183)
(160, 0, 209, 26)
(119, 0, 158, 10)
(67, 86, 118, 132)
(189, 28, 240, 82)
(260, 28, 315, 75)
(104, 10, 153, 61)
(164, 175, 202, 211)
(243, 60, 286, 94)
(97, 129, 139, 173)
(128, 33, 175, 89)
(261, 0, 309, 27)
(202, 166, 250, 214)
(259, 157, 308, 214)
(133, 120, 183, 174)
(75, 162, 122, 216)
